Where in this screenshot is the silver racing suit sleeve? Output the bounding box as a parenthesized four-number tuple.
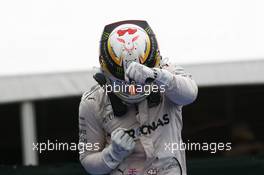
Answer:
(79, 97, 113, 174)
(154, 64, 198, 105)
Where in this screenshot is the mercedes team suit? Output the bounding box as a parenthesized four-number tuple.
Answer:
(79, 63, 198, 175)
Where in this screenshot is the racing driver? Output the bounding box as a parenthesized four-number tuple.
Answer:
(79, 20, 198, 175)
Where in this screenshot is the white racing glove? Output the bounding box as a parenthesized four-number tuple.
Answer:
(125, 62, 174, 87)
(102, 128, 135, 169)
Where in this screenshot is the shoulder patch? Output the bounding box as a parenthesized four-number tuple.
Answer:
(81, 85, 100, 101)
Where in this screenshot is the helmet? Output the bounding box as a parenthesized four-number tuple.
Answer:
(99, 20, 161, 103)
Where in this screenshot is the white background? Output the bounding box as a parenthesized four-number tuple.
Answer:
(0, 0, 263, 75)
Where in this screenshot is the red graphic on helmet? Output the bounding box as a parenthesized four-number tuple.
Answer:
(116, 28, 139, 52)
(117, 28, 137, 36)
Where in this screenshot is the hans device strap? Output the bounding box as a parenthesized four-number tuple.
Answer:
(93, 72, 127, 117)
